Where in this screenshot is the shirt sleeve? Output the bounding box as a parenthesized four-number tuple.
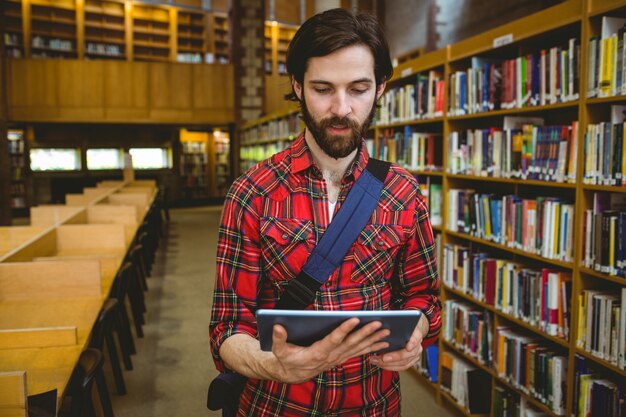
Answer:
(392, 184, 442, 348)
(209, 175, 262, 372)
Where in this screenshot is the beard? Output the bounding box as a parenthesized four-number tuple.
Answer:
(300, 92, 377, 159)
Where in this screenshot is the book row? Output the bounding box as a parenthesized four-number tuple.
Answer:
(447, 190, 575, 262)
(443, 245, 572, 340)
(448, 38, 579, 116)
(448, 117, 578, 183)
(375, 127, 442, 172)
(583, 108, 626, 186)
(576, 288, 626, 370)
(443, 299, 493, 365)
(494, 327, 567, 415)
(440, 350, 492, 414)
(494, 386, 552, 417)
(375, 70, 444, 124)
(416, 176, 442, 227)
(587, 17, 626, 99)
(583, 192, 626, 277)
(573, 355, 625, 417)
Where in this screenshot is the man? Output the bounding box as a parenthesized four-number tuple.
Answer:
(210, 8, 441, 416)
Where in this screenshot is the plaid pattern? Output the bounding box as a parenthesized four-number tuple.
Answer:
(210, 133, 441, 417)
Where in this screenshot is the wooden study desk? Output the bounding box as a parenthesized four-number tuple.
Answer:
(0, 180, 158, 415)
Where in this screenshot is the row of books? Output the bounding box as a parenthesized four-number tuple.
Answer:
(416, 176, 442, 227)
(587, 17, 626, 99)
(177, 52, 203, 64)
(376, 70, 444, 124)
(243, 117, 300, 144)
(86, 42, 123, 56)
(576, 288, 626, 370)
(447, 117, 578, 183)
(443, 244, 572, 339)
(4, 33, 20, 47)
(447, 190, 575, 262)
(583, 107, 626, 186)
(573, 355, 625, 417)
(415, 344, 439, 383)
(239, 141, 290, 164)
(494, 387, 550, 417)
(442, 299, 493, 365)
(494, 327, 567, 415)
(440, 351, 492, 414)
(32, 36, 74, 51)
(583, 192, 626, 277)
(10, 196, 26, 208)
(448, 38, 579, 116)
(376, 127, 442, 172)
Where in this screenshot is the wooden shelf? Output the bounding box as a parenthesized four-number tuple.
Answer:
(440, 389, 490, 417)
(574, 347, 626, 377)
(133, 41, 169, 49)
(447, 174, 577, 189)
(373, 117, 445, 129)
(133, 27, 169, 37)
(409, 169, 444, 177)
(31, 16, 76, 26)
(586, 94, 626, 105)
(579, 266, 626, 285)
(447, 100, 579, 121)
(445, 230, 574, 269)
(85, 36, 125, 45)
(84, 22, 125, 31)
(31, 31, 76, 41)
(581, 184, 626, 193)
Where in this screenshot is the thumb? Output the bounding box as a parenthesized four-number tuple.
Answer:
(272, 324, 288, 353)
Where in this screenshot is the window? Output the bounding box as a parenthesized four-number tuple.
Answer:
(30, 148, 81, 171)
(87, 148, 123, 170)
(128, 148, 171, 170)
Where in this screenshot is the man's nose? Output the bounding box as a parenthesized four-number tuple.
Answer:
(330, 92, 351, 118)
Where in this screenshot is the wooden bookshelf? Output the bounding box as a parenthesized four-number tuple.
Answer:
(263, 21, 297, 75)
(367, 2, 626, 417)
(239, 106, 302, 174)
(6, 129, 28, 214)
(131, 3, 171, 62)
(83, 0, 125, 60)
(29, 0, 78, 59)
(3, 0, 25, 58)
(210, 12, 229, 64)
(177, 10, 205, 64)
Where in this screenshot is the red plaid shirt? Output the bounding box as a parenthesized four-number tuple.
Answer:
(210, 133, 441, 417)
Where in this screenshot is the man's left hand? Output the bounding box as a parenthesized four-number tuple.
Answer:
(367, 313, 429, 371)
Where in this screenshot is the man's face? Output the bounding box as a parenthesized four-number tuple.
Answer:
(293, 44, 385, 159)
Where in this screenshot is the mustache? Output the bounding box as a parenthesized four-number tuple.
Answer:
(319, 116, 360, 130)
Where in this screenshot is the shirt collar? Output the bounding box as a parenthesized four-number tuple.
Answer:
(290, 130, 370, 183)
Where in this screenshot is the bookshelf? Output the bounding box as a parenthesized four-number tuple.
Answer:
(212, 129, 230, 197)
(131, 3, 171, 62)
(239, 106, 302, 174)
(7, 129, 28, 213)
(180, 128, 210, 199)
(83, 0, 126, 60)
(177, 10, 205, 63)
(210, 12, 229, 64)
(4, 0, 25, 58)
(29, 0, 78, 59)
(264, 22, 297, 75)
(366, 1, 626, 417)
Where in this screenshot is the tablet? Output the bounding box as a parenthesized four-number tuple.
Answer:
(257, 309, 422, 353)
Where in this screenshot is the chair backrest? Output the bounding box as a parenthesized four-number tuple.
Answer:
(127, 244, 147, 281)
(89, 298, 118, 350)
(70, 348, 104, 417)
(111, 262, 134, 302)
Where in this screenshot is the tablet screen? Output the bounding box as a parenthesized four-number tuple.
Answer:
(257, 309, 422, 353)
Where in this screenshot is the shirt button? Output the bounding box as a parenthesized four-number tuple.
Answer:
(325, 281, 332, 287)
(282, 233, 288, 239)
(378, 240, 385, 247)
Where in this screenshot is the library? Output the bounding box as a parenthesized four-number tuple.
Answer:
(0, 0, 625, 416)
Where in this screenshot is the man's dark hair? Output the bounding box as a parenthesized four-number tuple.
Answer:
(285, 8, 393, 101)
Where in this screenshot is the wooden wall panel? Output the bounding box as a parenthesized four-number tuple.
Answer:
(7, 60, 235, 124)
(103, 61, 150, 120)
(57, 61, 105, 120)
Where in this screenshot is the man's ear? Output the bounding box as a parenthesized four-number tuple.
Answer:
(292, 77, 303, 100)
(376, 82, 387, 100)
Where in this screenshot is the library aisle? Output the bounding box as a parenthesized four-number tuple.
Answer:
(107, 206, 455, 417)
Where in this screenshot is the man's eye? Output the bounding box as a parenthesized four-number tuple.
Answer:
(352, 89, 368, 95)
(314, 88, 330, 94)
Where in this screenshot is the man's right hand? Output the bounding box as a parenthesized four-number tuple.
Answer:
(269, 318, 390, 384)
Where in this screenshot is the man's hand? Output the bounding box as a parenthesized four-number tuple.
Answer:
(367, 313, 429, 371)
(270, 318, 390, 384)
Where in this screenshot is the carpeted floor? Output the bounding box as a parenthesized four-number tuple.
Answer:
(108, 206, 457, 417)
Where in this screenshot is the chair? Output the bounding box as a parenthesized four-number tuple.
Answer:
(89, 298, 128, 395)
(69, 348, 115, 417)
(112, 262, 144, 338)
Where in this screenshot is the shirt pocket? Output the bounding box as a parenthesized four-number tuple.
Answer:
(350, 224, 405, 286)
(260, 217, 314, 286)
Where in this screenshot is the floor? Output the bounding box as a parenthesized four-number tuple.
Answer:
(108, 206, 457, 417)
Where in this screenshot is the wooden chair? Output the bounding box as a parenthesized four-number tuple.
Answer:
(112, 262, 144, 338)
(69, 348, 115, 417)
